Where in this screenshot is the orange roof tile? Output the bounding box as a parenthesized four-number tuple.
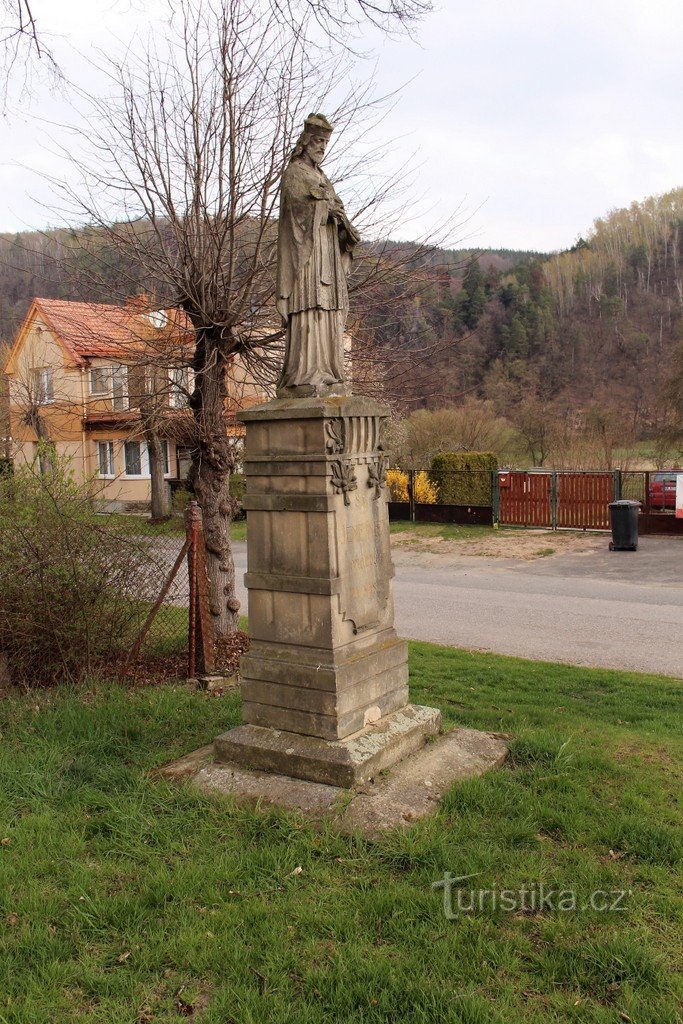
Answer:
(32, 298, 193, 364)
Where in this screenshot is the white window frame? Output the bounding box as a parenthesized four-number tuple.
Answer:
(89, 366, 111, 396)
(123, 439, 148, 478)
(97, 440, 115, 478)
(168, 366, 194, 409)
(111, 364, 129, 411)
(123, 439, 171, 478)
(32, 367, 54, 405)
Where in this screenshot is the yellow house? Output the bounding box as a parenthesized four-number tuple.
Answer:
(3, 297, 268, 510)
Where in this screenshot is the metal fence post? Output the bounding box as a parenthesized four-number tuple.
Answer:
(613, 469, 622, 502)
(551, 471, 558, 531)
(186, 499, 215, 680)
(492, 469, 500, 526)
(408, 469, 416, 522)
(187, 501, 199, 678)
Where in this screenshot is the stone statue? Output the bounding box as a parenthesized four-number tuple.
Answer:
(276, 113, 360, 397)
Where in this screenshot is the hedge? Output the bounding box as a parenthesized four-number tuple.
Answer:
(428, 452, 497, 505)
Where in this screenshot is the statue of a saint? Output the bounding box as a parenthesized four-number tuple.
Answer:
(276, 113, 360, 397)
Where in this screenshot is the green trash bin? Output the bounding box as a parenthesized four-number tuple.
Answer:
(608, 500, 639, 551)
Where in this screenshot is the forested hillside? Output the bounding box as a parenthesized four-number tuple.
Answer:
(365, 189, 682, 451)
(1, 189, 681, 453)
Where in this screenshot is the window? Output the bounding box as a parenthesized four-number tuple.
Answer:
(123, 440, 170, 477)
(97, 441, 115, 477)
(32, 367, 54, 404)
(111, 365, 129, 411)
(124, 440, 144, 476)
(169, 366, 193, 408)
(90, 367, 110, 395)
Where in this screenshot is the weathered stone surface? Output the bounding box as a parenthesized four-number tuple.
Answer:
(233, 395, 413, 744)
(162, 727, 509, 837)
(340, 727, 509, 839)
(214, 704, 441, 788)
(214, 391, 440, 784)
(275, 114, 359, 399)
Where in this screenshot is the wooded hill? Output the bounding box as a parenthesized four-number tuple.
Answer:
(1, 188, 681, 445)
(374, 189, 681, 445)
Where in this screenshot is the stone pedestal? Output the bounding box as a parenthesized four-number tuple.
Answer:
(213, 395, 441, 787)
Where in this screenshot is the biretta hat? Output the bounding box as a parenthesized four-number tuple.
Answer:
(304, 113, 334, 136)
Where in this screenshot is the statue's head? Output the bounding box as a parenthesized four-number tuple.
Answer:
(292, 113, 333, 166)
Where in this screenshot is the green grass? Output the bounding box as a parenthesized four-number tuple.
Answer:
(389, 521, 496, 542)
(0, 648, 681, 1023)
(96, 515, 248, 543)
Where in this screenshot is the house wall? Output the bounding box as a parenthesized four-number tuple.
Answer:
(226, 350, 270, 409)
(7, 315, 89, 482)
(87, 433, 179, 511)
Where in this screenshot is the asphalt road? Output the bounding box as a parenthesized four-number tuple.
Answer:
(231, 536, 683, 678)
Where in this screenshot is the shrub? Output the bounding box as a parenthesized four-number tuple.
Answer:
(0, 462, 148, 687)
(429, 452, 497, 505)
(171, 484, 194, 514)
(229, 472, 247, 520)
(386, 468, 438, 503)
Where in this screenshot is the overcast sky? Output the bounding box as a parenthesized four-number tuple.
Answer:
(0, 0, 681, 252)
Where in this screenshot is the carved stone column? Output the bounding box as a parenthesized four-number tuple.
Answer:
(214, 395, 440, 787)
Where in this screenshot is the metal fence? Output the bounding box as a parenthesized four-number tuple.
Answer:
(388, 468, 682, 533)
(119, 502, 218, 682)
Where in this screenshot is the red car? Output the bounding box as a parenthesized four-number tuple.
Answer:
(648, 471, 679, 510)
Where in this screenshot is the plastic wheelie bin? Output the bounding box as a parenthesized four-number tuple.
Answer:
(608, 500, 639, 551)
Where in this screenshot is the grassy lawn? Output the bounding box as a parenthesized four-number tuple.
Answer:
(0, 648, 680, 1023)
(100, 514, 248, 544)
(389, 521, 496, 542)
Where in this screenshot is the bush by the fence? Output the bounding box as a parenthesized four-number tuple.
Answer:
(429, 452, 497, 505)
(386, 468, 438, 503)
(229, 472, 247, 520)
(0, 462, 148, 687)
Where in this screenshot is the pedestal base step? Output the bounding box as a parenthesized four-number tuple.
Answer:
(160, 727, 509, 839)
(214, 704, 441, 788)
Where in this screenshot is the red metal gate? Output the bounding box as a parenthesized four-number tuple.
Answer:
(556, 472, 613, 530)
(499, 471, 551, 526)
(499, 471, 615, 530)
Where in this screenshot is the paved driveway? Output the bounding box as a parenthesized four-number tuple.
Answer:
(232, 535, 683, 678)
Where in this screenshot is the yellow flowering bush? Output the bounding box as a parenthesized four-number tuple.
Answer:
(386, 468, 438, 504)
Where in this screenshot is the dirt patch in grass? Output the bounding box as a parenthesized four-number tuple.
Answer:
(391, 527, 606, 561)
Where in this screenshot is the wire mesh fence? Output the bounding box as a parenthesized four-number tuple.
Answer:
(0, 464, 247, 690)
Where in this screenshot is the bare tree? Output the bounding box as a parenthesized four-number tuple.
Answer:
(48, 1, 372, 635)
(49, 0, 459, 637)
(1, 0, 61, 101)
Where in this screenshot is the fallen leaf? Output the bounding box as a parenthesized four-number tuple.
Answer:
(619, 1014, 632, 1023)
(117, 951, 131, 963)
(5, 912, 19, 926)
(289, 866, 303, 876)
(0, 838, 9, 846)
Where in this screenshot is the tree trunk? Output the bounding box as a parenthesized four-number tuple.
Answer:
(148, 434, 171, 521)
(189, 331, 240, 637)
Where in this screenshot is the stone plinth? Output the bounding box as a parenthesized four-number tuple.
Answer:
(213, 394, 440, 787)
